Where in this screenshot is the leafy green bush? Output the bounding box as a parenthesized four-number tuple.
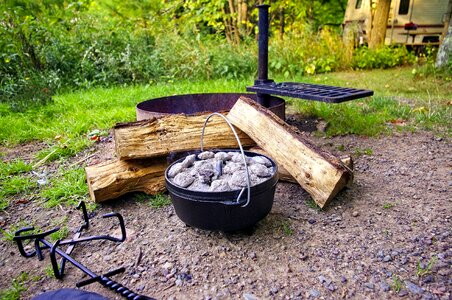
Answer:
(351, 46, 416, 69)
(269, 27, 349, 77)
(1, 0, 426, 111)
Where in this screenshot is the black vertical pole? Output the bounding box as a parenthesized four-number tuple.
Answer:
(256, 4, 273, 107)
(257, 4, 270, 83)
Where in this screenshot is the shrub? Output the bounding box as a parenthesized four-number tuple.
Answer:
(351, 46, 417, 69)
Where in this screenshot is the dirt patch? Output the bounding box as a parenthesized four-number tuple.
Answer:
(0, 128, 450, 300)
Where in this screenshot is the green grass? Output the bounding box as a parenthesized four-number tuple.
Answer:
(148, 194, 172, 208)
(417, 256, 437, 277)
(0, 160, 32, 178)
(391, 275, 404, 293)
(0, 220, 39, 242)
(0, 160, 35, 210)
(304, 198, 320, 210)
(48, 216, 69, 242)
(280, 219, 294, 236)
(34, 137, 92, 163)
(383, 202, 395, 209)
(134, 192, 172, 208)
(39, 168, 87, 208)
(353, 147, 373, 156)
(0, 79, 247, 146)
(0, 175, 37, 210)
(49, 226, 69, 242)
(43, 265, 56, 279)
(0, 69, 450, 149)
(0, 272, 28, 300)
(284, 67, 451, 136)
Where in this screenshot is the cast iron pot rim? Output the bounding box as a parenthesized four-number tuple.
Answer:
(165, 149, 278, 203)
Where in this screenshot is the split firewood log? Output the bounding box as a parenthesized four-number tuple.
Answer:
(85, 157, 167, 203)
(114, 113, 255, 160)
(227, 96, 353, 208)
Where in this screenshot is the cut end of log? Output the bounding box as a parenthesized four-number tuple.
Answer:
(85, 158, 168, 203)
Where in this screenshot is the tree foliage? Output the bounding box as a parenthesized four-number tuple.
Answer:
(0, 0, 419, 110)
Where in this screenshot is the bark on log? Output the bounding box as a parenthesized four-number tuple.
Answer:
(85, 158, 167, 203)
(114, 113, 255, 160)
(227, 96, 353, 208)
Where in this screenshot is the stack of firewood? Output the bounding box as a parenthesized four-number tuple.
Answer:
(85, 96, 353, 208)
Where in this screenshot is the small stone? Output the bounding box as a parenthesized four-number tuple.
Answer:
(198, 151, 215, 160)
(136, 284, 145, 292)
(163, 262, 174, 270)
(383, 255, 392, 262)
(103, 255, 112, 262)
(249, 252, 257, 260)
(400, 256, 408, 265)
(175, 278, 183, 286)
(340, 276, 347, 283)
(318, 275, 327, 284)
(364, 282, 374, 290)
(405, 281, 423, 294)
(398, 290, 408, 297)
(173, 172, 194, 188)
(422, 293, 434, 300)
(352, 211, 359, 217)
(249, 163, 272, 177)
(228, 171, 248, 189)
(308, 219, 316, 224)
(243, 293, 258, 300)
(437, 252, 446, 260)
(377, 250, 385, 259)
(438, 268, 449, 276)
(181, 154, 196, 168)
(231, 153, 249, 163)
(214, 152, 231, 161)
(309, 289, 320, 298)
(210, 179, 230, 192)
(198, 169, 214, 184)
(380, 282, 390, 292)
(270, 287, 279, 294)
(327, 284, 336, 291)
(251, 156, 272, 167)
(223, 162, 242, 174)
(330, 214, 342, 222)
(422, 275, 433, 284)
(168, 163, 184, 178)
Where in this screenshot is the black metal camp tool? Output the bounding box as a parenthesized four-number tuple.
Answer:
(13, 201, 155, 300)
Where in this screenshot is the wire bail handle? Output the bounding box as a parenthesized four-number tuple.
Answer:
(200, 112, 251, 207)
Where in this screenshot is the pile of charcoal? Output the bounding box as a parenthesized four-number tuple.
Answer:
(167, 151, 275, 192)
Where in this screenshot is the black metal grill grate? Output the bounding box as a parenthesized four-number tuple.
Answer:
(247, 82, 374, 103)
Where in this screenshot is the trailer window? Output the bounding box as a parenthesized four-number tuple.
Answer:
(355, 0, 362, 9)
(398, 0, 410, 15)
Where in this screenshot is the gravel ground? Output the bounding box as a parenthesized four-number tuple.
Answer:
(0, 121, 450, 300)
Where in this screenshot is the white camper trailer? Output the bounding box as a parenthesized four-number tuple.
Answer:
(343, 0, 451, 46)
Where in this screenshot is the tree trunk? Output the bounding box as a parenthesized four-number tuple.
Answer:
(227, 97, 353, 208)
(436, 14, 452, 68)
(279, 7, 285, 40)
(369, 0, 391, 49)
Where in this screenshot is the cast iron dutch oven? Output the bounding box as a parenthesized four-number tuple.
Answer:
(165, 113, 279, 232)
